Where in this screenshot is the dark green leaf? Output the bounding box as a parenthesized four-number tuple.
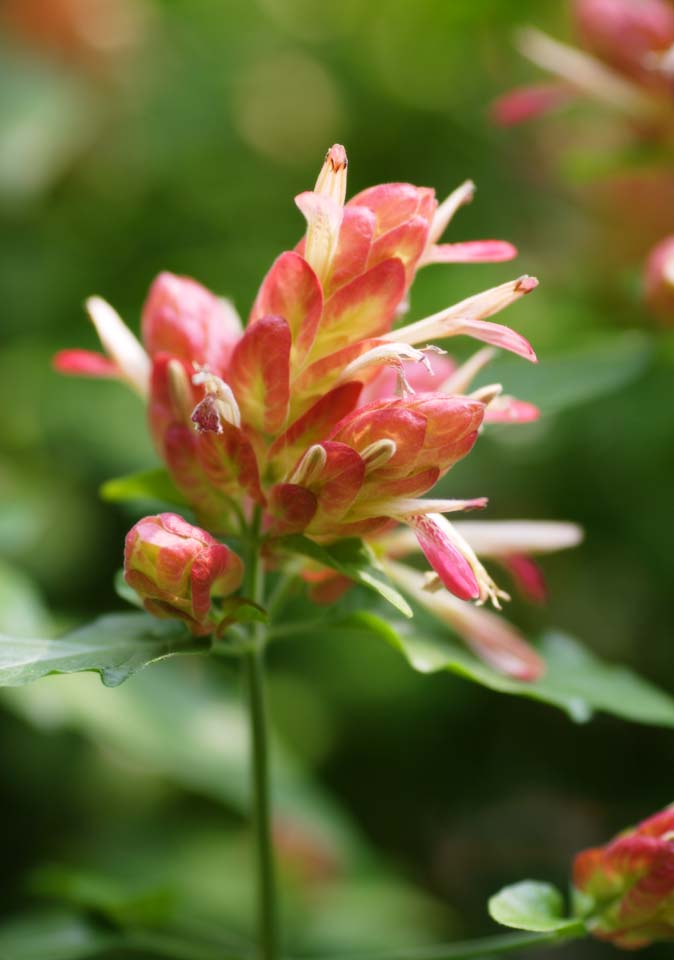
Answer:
(0, 613, 205, 688)
(280, 535, 413, 618)
(488, 881, 580, 934)
(100, 467, 188, 507)
(335, 612, 674, 727)
(478, 332, 651, 416)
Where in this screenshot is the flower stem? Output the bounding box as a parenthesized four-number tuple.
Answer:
(244, 507, 279, 960)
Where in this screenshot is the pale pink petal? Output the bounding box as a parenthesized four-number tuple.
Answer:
(385, 560, 545, 682)
(450, 520, 584, 556)
(446, 318, 536, 362)
(422, 240, 517, 265)
(501, 553, 548, 604)
(53, 349, 119, 379)
(484, 396, 540, 423)
(86, 296, 151, 398)
(389, 276, 538, 361)
(490, 83, 573, 126)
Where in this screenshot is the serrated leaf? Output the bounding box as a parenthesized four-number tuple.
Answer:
(333, 612, 674, 727)
(489, 881, 578, 933)
(478, 332, 651, 416)
(0, 613, 206, 688)
(279, 535, 413, 618)
(100, 467, 188, 507)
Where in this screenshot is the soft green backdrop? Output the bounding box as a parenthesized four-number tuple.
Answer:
(1, 1, 673, 957)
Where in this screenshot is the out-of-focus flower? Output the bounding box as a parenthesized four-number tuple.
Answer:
(492, 0, 674, 128)
(1, 0, 147, 67)
(644, 234, 674, 320)
(574, 0, 674, 88)
(56, 145, 579, 674)
(574, 804, 674, 948)
(124, 513, 244, 636)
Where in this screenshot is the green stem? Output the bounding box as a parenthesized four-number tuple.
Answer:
(243, 507, 279, 960)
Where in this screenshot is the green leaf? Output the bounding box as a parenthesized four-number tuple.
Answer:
(477, 332, 651, 417)
(280, 535, 413, 618)
(0, 910, 114, 960)
(488, 881, 579, 934)
(100, 467, 188, 507)
(0, 612, 205, 688)
(3, 659, 363, 862)
(335, 613, 674, 727)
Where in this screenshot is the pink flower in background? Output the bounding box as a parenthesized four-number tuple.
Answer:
(124, 513, 243, 635)
(493, 0, 674, 128)
(644, 234, 674, 321)
(55, 145, 580, 679)
(574, 804, 674, 948)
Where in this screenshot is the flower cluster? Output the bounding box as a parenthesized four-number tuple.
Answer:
(574, 804, 674, 948)
(492, 0, 674, 127)
(55, 145, 580, 675)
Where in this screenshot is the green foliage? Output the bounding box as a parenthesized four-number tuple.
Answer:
(488, 880, 581, 935)
(332, 612, 674, 727)
(100, 468, 188, 508)
(0, 910, 113, 960)
(0, 613, 205, 688)
(280, 536, 413, 618)
(478, 333, 652, 417)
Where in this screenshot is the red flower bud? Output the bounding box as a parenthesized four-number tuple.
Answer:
(124, 513, 243, 635)
(574, 804, 674, 948)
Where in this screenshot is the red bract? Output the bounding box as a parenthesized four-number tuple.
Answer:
(124, 513, 243, 635)
(54, 144, 578, 675)
(574, 804, 674, 948)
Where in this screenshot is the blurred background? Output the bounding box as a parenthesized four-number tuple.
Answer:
(1, 1, 673, 957)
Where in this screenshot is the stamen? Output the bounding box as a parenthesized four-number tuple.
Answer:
(167, 359, 193, 423)
(289, 444, 327, 486)
(360, 438, 397, 473)
(469, 382, 503, 406)
(315, 144, 348, 206)
(192, 371, 241, 428)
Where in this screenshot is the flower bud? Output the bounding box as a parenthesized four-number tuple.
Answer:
(124, 513, 243, 635)
(574, 804, 674, 948)
(644, 234, 674, 322)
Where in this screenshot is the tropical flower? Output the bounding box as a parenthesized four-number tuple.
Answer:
(492, 0, 674, 127)
(574, 803, 674, 948)
(124, 512, 244, 635)
(55, 145, 580, 678)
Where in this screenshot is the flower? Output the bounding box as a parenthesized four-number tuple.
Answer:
(124, 513, 244, 635)
(574, 804, 674, 948)
(55, 144, 579, 673)
(644, 234, 674, 321)
(492, 0, 674, 128)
